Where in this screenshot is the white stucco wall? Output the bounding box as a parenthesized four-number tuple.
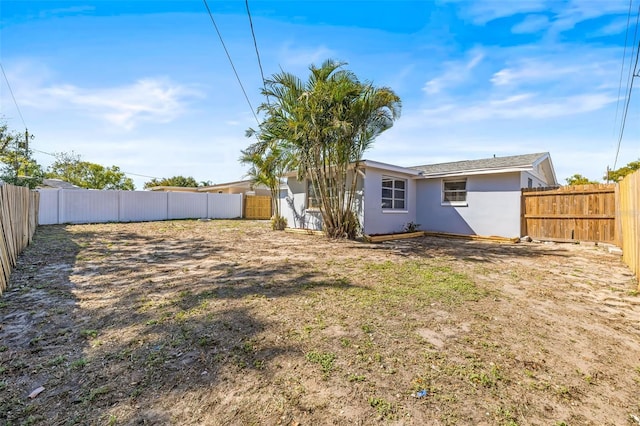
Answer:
(415, 172, 523, 238)
(521, 170, 548, 188)
(361, 167, 417, 235)
(281, 176, 364, 231)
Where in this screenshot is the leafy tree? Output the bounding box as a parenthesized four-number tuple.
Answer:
(0, 121, 16, 155)
(144, 175, 199, 189)
(565, 174, 599, 186)
(0, 122, 44, 189)
(46, 152, 135, 190)
(249, 59, 400, 238)
(606, 159, 640, 182)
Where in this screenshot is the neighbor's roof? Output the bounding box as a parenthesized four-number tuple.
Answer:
(148, 186, 199, 192)
(38, 178, 81, 190)
(198, 179, 267, 192)
(411, 153, 550, 176)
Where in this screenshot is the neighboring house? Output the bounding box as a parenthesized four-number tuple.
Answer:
(38, 178, 82, 190)
(198, 180, 271, 196)
(148, 180, 271, 196)
(280, 152, 557, 238)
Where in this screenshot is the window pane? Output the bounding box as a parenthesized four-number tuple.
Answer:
(394, 199, 405, 209)
(444, 191, 465, 202)
(382, 176, 408, 210)
(444, 181, 465, 191)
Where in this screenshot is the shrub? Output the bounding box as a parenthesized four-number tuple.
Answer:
(271, 215, 287, 231)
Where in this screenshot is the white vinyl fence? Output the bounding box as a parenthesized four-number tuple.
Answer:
(37, 189, 243, 225)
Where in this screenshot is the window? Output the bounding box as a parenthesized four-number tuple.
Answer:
(527, 178, 533, 189)
(443, 179, 467, 204)
(307, 180, 321, 209)
(382, 176, 406, 210)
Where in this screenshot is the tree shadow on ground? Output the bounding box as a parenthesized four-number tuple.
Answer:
(364, 235, 576, 263)
(0, 225, 86, 425)
(1, 223, 362, 425)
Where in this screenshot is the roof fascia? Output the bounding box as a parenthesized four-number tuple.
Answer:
(361, 160, 423, 177)
(419, 166, 533, 179)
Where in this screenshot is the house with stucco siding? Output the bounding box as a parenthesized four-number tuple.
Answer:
(280, 152, 557, 238)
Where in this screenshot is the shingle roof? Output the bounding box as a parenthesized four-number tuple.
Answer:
(39, 178, 81, 189)
(411, 153, 548, 175)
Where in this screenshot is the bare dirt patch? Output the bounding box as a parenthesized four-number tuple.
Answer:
(1, 220, 639, 425)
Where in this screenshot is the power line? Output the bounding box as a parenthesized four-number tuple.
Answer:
(613, 2, 640, 170)
(119, 171, 162, 179)
(202, 0, 260, 125)
(0, 62, 28, 130)
(245, 0, 268, 103)
(612, 0, 634, 141)
(613, 40, 640, 171)
(32, 148, 162, 180)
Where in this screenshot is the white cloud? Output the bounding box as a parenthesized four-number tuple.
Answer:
(420, 92, 615, 124)
(445, 0, 630, 36)
(512, 14, 550, 34)
(490, 53, 619, 90)
(590, 17, 630, 37)
(23, 77, 202, 130)
(423, 50, 484, 95)
(441, 0, 547, 25)
(491, 61, 580, 86)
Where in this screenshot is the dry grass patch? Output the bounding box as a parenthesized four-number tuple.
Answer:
(0, 220, 638, 425)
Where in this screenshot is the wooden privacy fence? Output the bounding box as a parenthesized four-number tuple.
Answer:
(617, 171, 640, 288)
(0, 184, 39, 296)
(244, 195, 272, 219)
(521, 184, 617, 243)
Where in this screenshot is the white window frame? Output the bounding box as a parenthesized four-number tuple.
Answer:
(306, 179, 321, 210)
(381, 176, 407, 211)
(442, 179, 468, 207)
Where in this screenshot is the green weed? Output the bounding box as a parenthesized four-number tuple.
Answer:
(369, 397, 395, 419)
(347, 373, 366, 382)
(70, 358, 88, 369)
(306, 351, 336, 377)
(364, 260, 485, 306)
(46, 355, 66, 367)
(80, 329, 98, 339)
(87, 386, 109, 403)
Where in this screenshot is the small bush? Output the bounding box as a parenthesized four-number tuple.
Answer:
(403, 221, 421, 232)
(271, 215, 287, 231)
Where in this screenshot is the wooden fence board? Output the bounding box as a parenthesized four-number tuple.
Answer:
(618, 171, 639, 288)
(0, 184, 39, 296)
(244, 195, 272, 220)
(521, 184, 617, 243)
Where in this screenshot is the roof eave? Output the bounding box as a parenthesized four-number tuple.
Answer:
(418, 166, 532, 179)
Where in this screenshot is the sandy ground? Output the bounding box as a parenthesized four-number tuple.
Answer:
(1, 220, 639, 425)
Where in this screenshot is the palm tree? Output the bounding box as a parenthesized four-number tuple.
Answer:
(248, 59, 401, 238)
(239, 138, 294, 229)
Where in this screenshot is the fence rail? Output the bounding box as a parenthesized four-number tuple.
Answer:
(521, 184, 617, 243)
(617, 171, 640, 288)
(0, 184, 39, 296)
(38, 189, 242, 225)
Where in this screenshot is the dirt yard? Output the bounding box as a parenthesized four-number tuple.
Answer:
(0, 220, 639, 425)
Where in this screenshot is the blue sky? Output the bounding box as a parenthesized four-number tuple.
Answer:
(1, 0, 638, 189)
